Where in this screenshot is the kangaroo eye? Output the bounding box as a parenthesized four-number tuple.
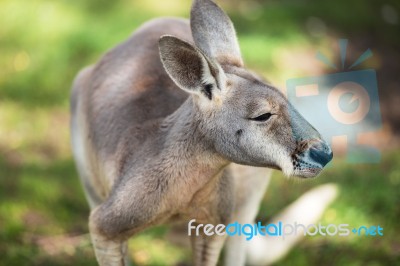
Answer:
(251, 113, 272, 122)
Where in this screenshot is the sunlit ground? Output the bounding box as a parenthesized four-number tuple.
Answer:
(1, 0, 399, 265)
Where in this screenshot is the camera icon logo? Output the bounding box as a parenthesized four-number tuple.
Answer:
(327, 81, 370, 125)
(286, 39, 382, 163)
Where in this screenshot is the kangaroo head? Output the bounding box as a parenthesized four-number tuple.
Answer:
(159, 0, 332, 178)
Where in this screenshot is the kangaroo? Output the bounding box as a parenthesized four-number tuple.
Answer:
(70, 0, 333, 265)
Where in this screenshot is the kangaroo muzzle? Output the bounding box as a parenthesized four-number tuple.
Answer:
(308, 141, 333, 168)
(294, 139, 333, 177)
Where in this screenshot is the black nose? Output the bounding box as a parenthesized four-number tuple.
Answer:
(309, 142, 333, 167)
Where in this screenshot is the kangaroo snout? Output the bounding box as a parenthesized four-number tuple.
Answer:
(308, 141, 333, 168)
(293, 139, 333, 178)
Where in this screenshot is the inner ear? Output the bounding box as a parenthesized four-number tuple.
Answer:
(202, 83, 213, 100)
(159, 35, 223, 100)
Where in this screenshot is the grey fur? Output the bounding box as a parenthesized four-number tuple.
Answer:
(191, 0, 243, 66)
(70, 1, 332, 265)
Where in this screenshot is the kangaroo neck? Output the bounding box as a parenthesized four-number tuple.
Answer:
(158, 97, 229, 176)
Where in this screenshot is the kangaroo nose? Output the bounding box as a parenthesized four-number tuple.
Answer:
(309, 141, 333, 167)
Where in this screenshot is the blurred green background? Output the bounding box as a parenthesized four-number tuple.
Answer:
(0, 0, 399, 265)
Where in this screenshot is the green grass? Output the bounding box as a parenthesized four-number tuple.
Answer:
(1, 0, 399, 265)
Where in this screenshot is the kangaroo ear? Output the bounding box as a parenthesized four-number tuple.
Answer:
(191, 0, 243, 67)
(159, 35, 224, 100)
